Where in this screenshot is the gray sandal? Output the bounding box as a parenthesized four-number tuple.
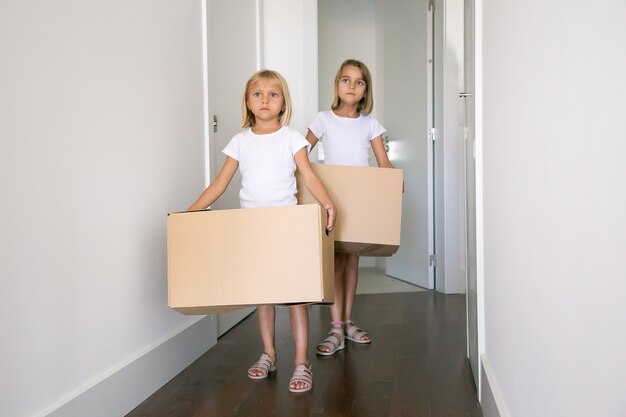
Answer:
(289, 364, 313, 393)
(247, 353, 277, 379)
(345, 320, 372, 344)
(316, 328, 345, 356)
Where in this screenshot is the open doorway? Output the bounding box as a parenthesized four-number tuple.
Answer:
(317, 0, 434, 289)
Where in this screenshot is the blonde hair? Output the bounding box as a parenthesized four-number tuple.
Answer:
(331, 59, 374, 115)
(241, 70, 292, 128)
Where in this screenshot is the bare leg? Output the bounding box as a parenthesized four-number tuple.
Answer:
(289, 305, 311, 391)
(289, 305, 310, 366)
(249, 304, 276, 377)
(343, 252, 359, 322)
(317, 253, 347, 353)
(330, 253, 347, 325)
(344, 253, 370, 342)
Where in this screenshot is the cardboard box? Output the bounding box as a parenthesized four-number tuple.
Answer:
(167, 204, 334, 315)
(297, 164, 403, 256)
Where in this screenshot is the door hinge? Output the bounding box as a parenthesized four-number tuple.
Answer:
(213, 115, 218, 133)
(428, 128, 437, 142)
(429, 254, 437, 267)
(428, 0, 435, 12)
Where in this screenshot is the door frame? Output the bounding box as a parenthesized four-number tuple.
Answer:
(460, 0, 485, 399)
(427, 0, 437, 290)
(473, 0, 485, 400)
(462, 0, 479, 389)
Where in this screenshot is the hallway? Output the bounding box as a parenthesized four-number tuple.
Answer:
(128, 277, 482, 417)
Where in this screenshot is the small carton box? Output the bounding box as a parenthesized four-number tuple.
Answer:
(297, 164, 403, 256)
(167, 204, 334, 315)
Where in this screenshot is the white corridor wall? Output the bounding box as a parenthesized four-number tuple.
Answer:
(0, 1, 214, 416)
(480, 0, 626, 416)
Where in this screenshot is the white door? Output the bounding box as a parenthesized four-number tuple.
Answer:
(463, 0, 479, 387)
(382, 0, 433, 289)
(206, 0, 259, 335)
(206, 0, 258, 211)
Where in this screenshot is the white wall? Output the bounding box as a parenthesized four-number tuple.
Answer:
(480, 0, 626, 416)
(0, 1, 215, 416)
(262, 0, 318, 135)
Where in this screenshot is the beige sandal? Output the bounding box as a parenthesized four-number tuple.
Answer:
(316, 328, 345, 356)
(345, 320, 371, 344)
(289, 364, 313, 393)
(247, 353, 277, 379)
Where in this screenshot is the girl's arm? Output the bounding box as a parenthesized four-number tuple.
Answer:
(294, 148, 336, 230)
(371, 135, 395, 168)
(305, 130, 319, 150)
(188, 156, 239, 210)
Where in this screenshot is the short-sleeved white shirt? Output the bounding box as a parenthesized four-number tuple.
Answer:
(308, 111, 386, 167)
(223, 126, 310, 208)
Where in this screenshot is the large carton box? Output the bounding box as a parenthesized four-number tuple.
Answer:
(297, 164, 403, 256)
(167, 204, 334, 315)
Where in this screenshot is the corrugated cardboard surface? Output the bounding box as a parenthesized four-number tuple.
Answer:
(297, 164, 403, 256)
(167, 204, 334, 315)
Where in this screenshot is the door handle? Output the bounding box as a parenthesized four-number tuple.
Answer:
(459, 92, 472, 98)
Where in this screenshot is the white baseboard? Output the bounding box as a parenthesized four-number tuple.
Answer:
(43, 316, 217, 417)
(480, 354, 510, 417)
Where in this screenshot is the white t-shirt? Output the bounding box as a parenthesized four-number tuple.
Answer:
(308, 111, 386, 167)
(223, 126, 310, 208)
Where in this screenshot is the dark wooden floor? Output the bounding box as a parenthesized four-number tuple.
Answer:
(128, 291, 483, 417)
